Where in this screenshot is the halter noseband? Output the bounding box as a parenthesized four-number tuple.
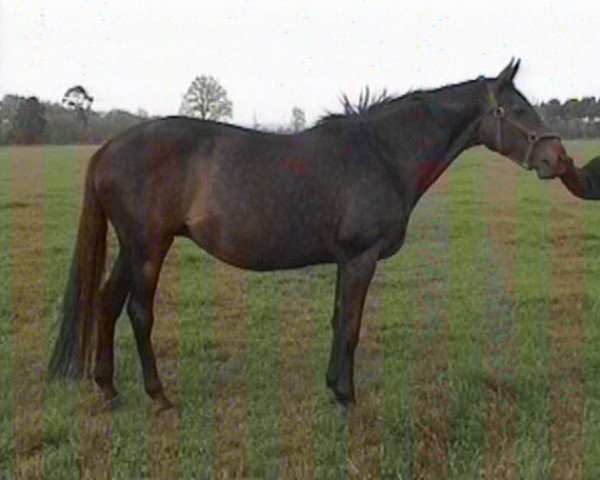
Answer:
(483, 82, 561, 170)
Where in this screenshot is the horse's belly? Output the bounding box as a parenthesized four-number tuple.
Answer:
(183, 214, 334, 271)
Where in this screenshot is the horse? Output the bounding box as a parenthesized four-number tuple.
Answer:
(49, 59, 569, 411)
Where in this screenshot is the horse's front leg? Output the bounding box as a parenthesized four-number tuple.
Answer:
(326, 250, 377, 405)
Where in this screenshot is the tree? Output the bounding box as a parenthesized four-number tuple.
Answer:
(291, 107, 306, 133)
(179, 75, 233, 121)
(538, 98, 563, 122)
(12, 96, 46, 144)
(62, 85, 94, 126)
(0, 94, 22, 144)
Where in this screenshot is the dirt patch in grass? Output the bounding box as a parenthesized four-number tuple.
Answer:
(9, 148, 47, 479)
(549, 154, 585, 479)
(279, 270, 317, 478)
(481, 154, 518, 478)
(413, 175, 450, 479)
(212, 261, 248, 478)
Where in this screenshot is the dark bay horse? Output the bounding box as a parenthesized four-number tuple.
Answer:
(49, 60, 569, 410)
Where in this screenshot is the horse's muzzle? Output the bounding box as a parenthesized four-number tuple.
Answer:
(533, 140, 569, 179)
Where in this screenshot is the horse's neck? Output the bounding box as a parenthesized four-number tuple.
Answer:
(405, 83, 484, 202)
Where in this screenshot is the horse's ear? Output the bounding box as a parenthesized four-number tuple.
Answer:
(497, 58, 521, 88)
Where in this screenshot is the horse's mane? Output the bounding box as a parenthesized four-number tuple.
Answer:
(317, 79, 482, 126)
(317, 86, 426, 124)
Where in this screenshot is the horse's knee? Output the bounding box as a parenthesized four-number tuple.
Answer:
(127, 296, 148, 329)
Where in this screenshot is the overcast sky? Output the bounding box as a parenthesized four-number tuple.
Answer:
(2, 0, 599, 126)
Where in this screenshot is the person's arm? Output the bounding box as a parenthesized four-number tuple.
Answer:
(559, 155, 600, 200)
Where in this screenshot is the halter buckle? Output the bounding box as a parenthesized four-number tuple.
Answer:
(492, 106, 505, 119)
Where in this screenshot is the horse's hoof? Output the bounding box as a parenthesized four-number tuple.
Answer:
(332, 387, 355, 408)
(92, 395, 122, 414)
(336, 394, 355, 408)
(327, 386, 355, 407)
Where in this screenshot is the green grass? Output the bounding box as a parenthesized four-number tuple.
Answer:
(0, 146, 12, 478)
(43, 146, 82, 479)
(2, 142, 600, 478)
(179, 244, 215, 479)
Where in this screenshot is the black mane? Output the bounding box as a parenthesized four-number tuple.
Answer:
(318, 87, 400, 124)
(317, 79, 486, 126)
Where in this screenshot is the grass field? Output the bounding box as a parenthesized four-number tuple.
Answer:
(2, 141, 600, 479)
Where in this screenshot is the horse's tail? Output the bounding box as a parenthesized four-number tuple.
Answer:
(49, 152, 107, 380)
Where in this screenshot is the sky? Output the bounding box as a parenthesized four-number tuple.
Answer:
(2, 0, 599, 127)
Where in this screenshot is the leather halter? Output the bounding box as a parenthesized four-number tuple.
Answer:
(483, 83, 561, 170)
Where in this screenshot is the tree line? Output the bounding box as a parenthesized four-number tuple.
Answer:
(2, 76, 594, 145)
(537, 97, 600, 139)
(0, 76, 306, 145)
(0, 87, 148, 145)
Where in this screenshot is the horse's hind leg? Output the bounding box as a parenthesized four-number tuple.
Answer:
(95, 251, 130, 405)
(126, 237, 174, 412)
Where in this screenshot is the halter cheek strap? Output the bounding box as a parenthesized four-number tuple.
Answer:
(484, 83, 561, 170)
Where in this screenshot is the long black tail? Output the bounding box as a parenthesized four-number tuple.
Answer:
(49, 153, 107, 379)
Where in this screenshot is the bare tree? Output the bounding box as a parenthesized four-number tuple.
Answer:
(291, 106, 306, 132)
(179, 75, 233, 121)
(62, 85, 94, 126)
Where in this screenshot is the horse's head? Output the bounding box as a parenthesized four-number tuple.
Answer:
(477, 59, 569, 179)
